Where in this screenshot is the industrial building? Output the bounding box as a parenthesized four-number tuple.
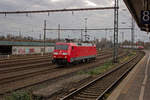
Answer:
(0, 41, 55, 55)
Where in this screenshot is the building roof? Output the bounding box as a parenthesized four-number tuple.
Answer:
(0, 41, 55, 46)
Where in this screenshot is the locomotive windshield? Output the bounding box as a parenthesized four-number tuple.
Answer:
(55, 45, 68, 50)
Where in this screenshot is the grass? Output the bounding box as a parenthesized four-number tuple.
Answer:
(79, 50, 137, 76)
(5, 91, 33, 100)
(79, 60, 114, 76)
(129, 51, 136, 56)
(119, 51, 136, 63)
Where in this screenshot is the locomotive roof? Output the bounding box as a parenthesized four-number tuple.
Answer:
(56, 42, 95, 47)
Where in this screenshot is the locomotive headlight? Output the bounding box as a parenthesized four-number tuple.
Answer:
(64, 56, 67, 58)
(53, 52, 58, 55)
(62, 53, 68, 55)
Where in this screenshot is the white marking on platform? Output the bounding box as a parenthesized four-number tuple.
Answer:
(139, 54, 150, 100)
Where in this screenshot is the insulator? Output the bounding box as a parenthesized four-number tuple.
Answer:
(26, 13, 28, 16)
(72, 11, 74, 15)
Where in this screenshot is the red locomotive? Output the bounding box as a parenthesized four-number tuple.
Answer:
(138, 46, 144, 50)
(52, 42, 97, 65)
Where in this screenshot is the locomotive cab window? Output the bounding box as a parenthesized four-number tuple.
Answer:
(55, 45, 68, 50)
(72, 46, 74, 50)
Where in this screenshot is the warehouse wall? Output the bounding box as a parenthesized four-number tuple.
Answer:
(12, 46, 54, 55)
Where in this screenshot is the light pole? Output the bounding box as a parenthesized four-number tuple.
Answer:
(39, 34, 41, 40)
(105, 29, 108, 40)
(58, 24, 60, 41)
(85, 18, 88, 41)
(81, 29, 83, 42)
(121, 9, 135, 49)
(121, 32, 124, 45)
(131, 18, 135, 49)
(43, 20, 46, 54)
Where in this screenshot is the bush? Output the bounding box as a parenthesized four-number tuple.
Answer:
(5, 91, 32, 100)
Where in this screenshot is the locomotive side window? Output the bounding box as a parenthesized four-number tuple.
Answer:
(55, 45, 68, 50)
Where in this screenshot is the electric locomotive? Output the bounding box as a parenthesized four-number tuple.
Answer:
(52, 42, 97, 65)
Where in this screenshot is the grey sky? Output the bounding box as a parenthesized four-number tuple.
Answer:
(0, 0, 149, 42)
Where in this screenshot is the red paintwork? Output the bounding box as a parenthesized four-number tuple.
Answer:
(138, 46, 144, 49)
(52, 42, 97, 63)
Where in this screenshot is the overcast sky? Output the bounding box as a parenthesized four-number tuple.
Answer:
(0, 0, 149, 42)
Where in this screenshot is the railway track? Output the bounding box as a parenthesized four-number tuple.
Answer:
(0, 54, 51, 61)
(32, 51, 127, 100)
(0, 58, 51, 68)
(0, 65, 57, 84)
(0, 50, 114, 74)
(0, 50, 110, 66)
(0, 49, 112, 62)
(0, 48, 109, 61)
(0, 55, 50, 64)
(60, 51, 144, 100)
(0, 52, 114, 85)
(0, 50, 123, 94)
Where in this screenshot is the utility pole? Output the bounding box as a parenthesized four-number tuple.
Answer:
(122, 32, 124, 45)
(94, 36, 96, 44)
(19, 29, 21, 38)
(81, 29, 83, 42)
(44, 20, 46, 54)
(113, 0, 119, 63)
(85, 18, 87, 41)
(39, 34, 41, 40)
(58, 24, 60, 41)
(110, 36, 113, 48)
(131, 18, 135, 49)
(105, 29, 107, 40)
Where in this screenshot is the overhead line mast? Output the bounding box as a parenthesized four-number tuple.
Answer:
(114, 0, 119, 63)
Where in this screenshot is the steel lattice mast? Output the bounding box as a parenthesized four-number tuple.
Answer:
(113, 0, 119, 63)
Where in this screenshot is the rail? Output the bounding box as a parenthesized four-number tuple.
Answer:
(60, 52, 143, 100)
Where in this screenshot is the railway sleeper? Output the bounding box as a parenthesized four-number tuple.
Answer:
(85, 87, 105, 91)
(72, 97, 85, 100)
(81, 90, 100, 94)
(83, 90, 104, 94)
(74, 94, 97, 100)
(79, 92, 100, 96)
(78, 93, 98, 98)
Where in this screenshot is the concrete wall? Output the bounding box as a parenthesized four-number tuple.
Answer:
(12, 46, 54, 55)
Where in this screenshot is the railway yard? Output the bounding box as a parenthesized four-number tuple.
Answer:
(0, 0, 150, 100)
(0, 49, 145, 100)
